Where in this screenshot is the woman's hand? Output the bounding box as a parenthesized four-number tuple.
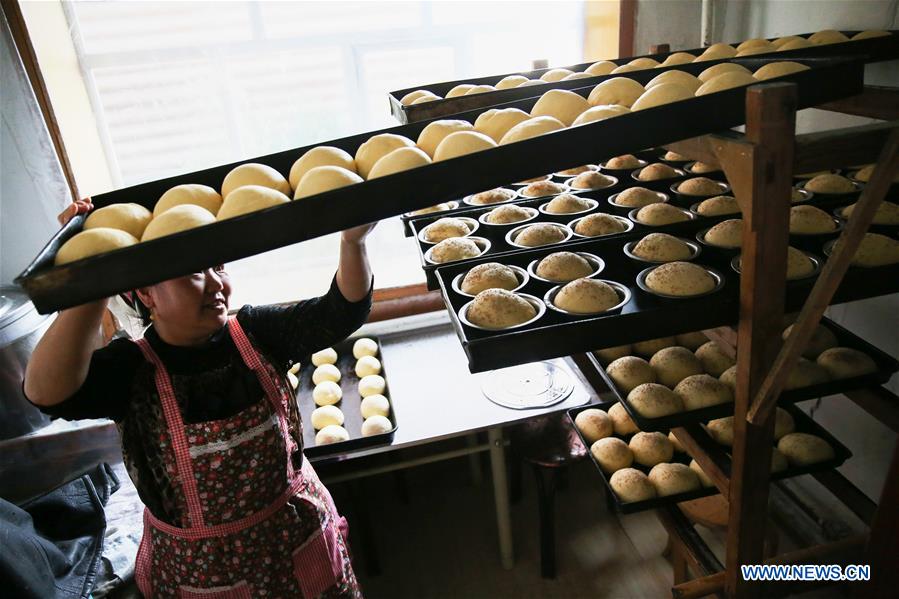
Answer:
(58, 198, 94, 226)
(336, 222, 375, 303)
(341, 221, 378, 245)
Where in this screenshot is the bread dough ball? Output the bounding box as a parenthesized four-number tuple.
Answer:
(515, 223, 568, 247)
(608, 402, 639, 436)
(434, 131, 497, 161)
(429, 237, 483, 263)
(355, 355, 381, 378)
(369, 147, 431, 179)
(841, 201, 899, 226)
(782, 323, 838, 360)
(804, 173, 856, 194)
(360, 394, 390, 419)
(614, 187, 664, 208)
(809, 29, 849, 45)
(628, 383, 685, 418)
(816, 347, 877, 379)
(293, 166, 363, 200)
(575, 408, 614, 443)
(631, 83, 694, 110)
(400, 89, 437, 105)
(359, 374, 386, 398)
(466, 289, 537, 330)
(610, 468, 656, 503)
(495, 75, 529, 90)
(778, 37, 814, 51)
(312, 363, 341, 385)
(633, 337, 676, 357)
(476, 108, 531, 142)
(785, 358, 831, 389)
(84, 203, 152, 239)
(469, 187, 516, 205)
(696, 71, 757, 95)
(704, 219, 743, 248)
(777, 246, 813, 280)
(676, 332, 708, 351)
(554, 278, 621, 314)
(409, 203, 453, 216)
(778, 433, 835, 465)
(852, 30, 891, 41)
(572, 104, 631, 126)
(520, 180, 567, 198)
(445, 84, 476, 98)
(690, 459, 714, 487)
(289, 146, 357, 189)
(645, 262, 718, 297)
(311, 348, 338, 366)
(632, 233, 693, 262)
(772, 35, 806, 48)
(585, 60, 618, 75)
(142, 204, 216, 240)
(649, 463, 701, 496)
(607, 357, 656, 393)
(852, 164, 899, 183)
(687, 162, 719, 175)
(485, 204, 534, 224)
(629, 431, 674, 467)
(361, 415, 393, 437)
(594, 344, 632, 364)
(221, 163, 291, 199)
(465, 84, 496, 96)
(352, 338, 378, 359)
(718, 365, 737, 390)
(311, 405, 345, 430)
(697, 195, 740, 216)
(706, 416, 734, 446)
(790, 205, 837, 234)
(677, 177, 725, 196)
(313, 381, 343, 406)
(754, 61, 810, 81)
(669, 431, 685, 453)
(637, 163, 680, 181)
(591, 437, 633, 473)
(570, 172, 616, 191)
(635, 204, 691, 226)
(627, 57, 660, 69)
(423, 217, 472, 243)
(838, 233, 899, 267)
(530, 89, 590, 126)
(736, 43, 775, 56)
(410, 94, 440, 105)
(315, 425, 349, 446)
(355, 133, 416, 178)
(651, 346, 704, 387)
(154, 184, 222, 219)
(587, 78, 645, 107)
(540, 194, 588, 214)
(696, 341, 735, 377)
(540, 68, 573, 82)
(535, 252, 593, 282)
(611, 64, 639, 74)
(562, 72, 593, 81)
(774, 407, 795, 440)
(770, 448, 789, 473)
(604, 154, 642, 169)
(697, 63, 751, 83)
(574, 213, 627, 237)
(675, 374, 733, 410)
(461, 262, 519, 295)
(217, 185, 291, 219)
(516, 79, 544, 87)
(499, 116, 566, 145)
(55, 228, 138, 265)
(694, 43, 737, 61)
(646, 70, 702, 94)
(738, 38, 775, 52)
(474, 109, 499, 130)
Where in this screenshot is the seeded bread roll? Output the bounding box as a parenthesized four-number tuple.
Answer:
(610, 468, 657, 503)
(575, 408, 614, 443)
(423, 217, 472, 243)
(790, 205, 837, 234)
(637, 163, 680, 181)
(591, 437, 633, 473)
(835, 233, 899, 267)
(674, 374, 733, 410)
(650, 346, 704, 387)
(804, 173, 856, 194)
(553, 278, 621, 314)
(466, 289, 537, 330)
(608, 402, 639, 435)
(635, 204, 691, 226)
(704, 219, 743, 248)
(544, 193, 593, 214)
(696, 341, 736, 377)
(593, 344, 632, 364)
(629, 431, 674, 467)
(515, 223, 568, 247)
(604, 154, 642, 169)
(645, 262, 717, 297)
(627, 383, 685, 418)
(614, 187, 665, 207)
(676, 177, 724, 196)
(676, 332, 708, 351)
(649, 463, 701, 496)
(535, 251, 594, 282)
(633, 337, 676, 357)
(840, 201, 899, 225)
(521, 180, 568, 198)
(690, 459, 714, 487)
(469, 188, 515, 205)
(778, 433, 835, 466)
(429, 237, 482, 263)
(706, 416, 734, 446)
(574, 214, 627, 237)
(607, 356, 656, 394)
(816, 347, 877, 379)
(631, 233, 693, 261)
(782, 323, 839, 358)
(460, 263, 519, 295)
(571, 171, 616, 190)
(485, 204, 534, 224)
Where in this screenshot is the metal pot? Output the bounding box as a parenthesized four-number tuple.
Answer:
(0, 285, 55, 440)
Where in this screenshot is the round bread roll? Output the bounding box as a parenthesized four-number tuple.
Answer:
(790, 205, 836, 234)
(217, 184, 290, 219)
(675, 374, 733, 410)
(587, 78, 645, 107)
(361, 415, 393, 437)
(558, 165, 597, 176)
(778, 38, 814, 51)
(84, 203, 152, 239)
(631, 83, 694, 110)
(585, 60, 618, 75)
(312, 364, 341, 385)
(611, 64, 639, 74)
(840, 201, 899, 225)
(753, 61, 810, 81)
(805, 173, 856, 194)
(461, 262, 519, 295)
(687, 162, 718, 174)
(531, 89, 590, 126)
(604, 154, 642, 169)
(633, 337, 676, 357)
(142, 204, 216, 240)
(289, 146, 357, 189)
(690, 460, 714, 487)
(430, 237, 483, 263)
(553, 278, 621, 314)
(736, 45, 773, 57)
(311, 348, 338, 366)
(536, 252, 593, 282)
(353, 338, 378, 359)
(411, 94, 441, 105)
(694, 43, 737, 61)
(718, 365, 737, 390)
(657, 51, 695, 65)
(816, 347, 877, 379)
(410, 203, 452, 216)
(368, 146, 431, 179)
(294, 166, 363, 200)
(315, 425, 349, 445)
(850, 164, 899, 183)
(544, 193, 593, 214)
(359, 374, 386, 398)
(423, 217, 472, 243)
(591, 437, 633, 473)
(313, 381, 343, 406)
(464, 85, 496, 96)
(645, 262, 717, 297)
(355, 133, 415, 178)
(669, 431, 685, 453)
(515, 223, 568, 247)
(774, 407, 796, 440)
(837, 232, 899, 267)
(574, 213, 627, 237)
(608, 402, 639, 436)
(360, 394, 390, 419)
(446, 84, 476, 98)
(520, 180, 566, 198)
(474, 109, 499, 130)
(629, 431, 674, 467)
(649, 463, 701, 496)
(570, 171, 615, 190)
(607, 357, 656, 394)
(400, 89, 436, 105)
(433, 131, 497, 162)
(572, 104, 631, 126)
(635, 204, 691, 226)
(778, 433, 834, 465)
(477, 108, 532, 142)
(575, 408, 614, 443)
(632, 233, 693, 262)
(852, 30, 891, 41)
(563, 72, 592, 81)
(637, 163, 680, 181)
(785, 358, 831, 389)
(676, 332, 708, 351)
(499, 116, 566, 145)
(155, 184, 223, 217)
(772, 35, 805, 48)
(697, 195, 740, 216)
(627, 57, 660, 69)
(516, 80, 544, 87)
(662, 151, 687, 161)
(594, 344, 632, 364)
(651, 346, 704, 387)
(610, 468, 656, 503)
(737, 38, 774, 52)
(495, 75, 529, 90)
(311, 405, 345, 430)
(696, 341, 736, 377)
(696, 70, 756, 97)
(704, 219, 743, 248)
(697, 63, 751, 83)
(221, 163, 291, 199)
(614, 186, 665, 208)
(628, 383, 685, 418)
(355, 355, 381, 378)
(646, 70, 702, 93)
(809, 29, 849, 45)
(55, 228, 139, 265)
(540, 68, 573, 82)
(466, 289, 537, 330)
(782, 246, 815, 280)
(470, 188, 516, 205)
(677, 177, 724, 196)
(771, 448, 789, 473)
(485, 204, 534, 224)
(707, 417, 734, 446)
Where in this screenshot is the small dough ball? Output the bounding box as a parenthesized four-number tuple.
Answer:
(704, 218, 743, 248)
(355, 133, 416, 178)
(55, 228, 139, 265)
(521, 180, 567, 198)
(651, 346, 704, 387)
(554, 278, 621, 314)
(808, 29, 849, 45)
(221, 163, 291, 199)
(786, 358, 831, 389)
(359, 374, 386, 398)
(629, 431, 674, 467)
(587, 78, 645, 107)
(360, 394, 390, 419)
(514, 223, 568, 247)
(688, 162, 719, 174)
(607, 357, 657, 394)
(142, 204, 216, 240)
(417, 120, 474, 157)
(313, 381, 343, 406)
(369, 147, 431, 179)
(517, 79, 546, 87)
(464, 84, 496, 95)
(312, 364, 341, 385)
(738, 38, 775, 52)
(610, 468, 657, 503)
(694, 43, 737, 61)
(575, 408, 614, 443)
(631, 83, 694, 110)
(585, 60, 618, 75)
(536, 251, 594, 282)
(771, 448, 789, 473)
(572, 104, 631, 126)
(410, 94, 440, 105)
(423, 217, 472, 243)
(645, 262, 718, 297)
(495, 75, 528, 90)
(445, 84, 474, 98)
(469, 187, 516, 205)
(477, 108, 531, 142)
(754, 61, 810, 81)
(289, 146, 357, 189)
(217, 185, 291, 219)
(632, 233, 694, 262)
(311, 348, 338, 366)
(840, 201, 899, 226)
(778, 37, 814, 51)
(649, 463, 700, 496)
(608, 402, 639, 436)
(697, 195, 740, 216)
(544, 193, 594, 214)
(294, 165, 364, 200)
(660, 52, 696, 66)
(485, 204, 534, 225)
(707, 416, 734, 446)
(635, 204, 691, 226)
(696, 341, 736, 377)
(594, 344, 632, 365)
(361, 415, 393, 437)
(778, 433, 835, 466)
(628, 383, 685, 418)
(837, 232, 899, 267)
(429, 237, 483, 263)
(633, 337, 676, 357)
(540, 68, 573, 82)
(400, 89, 437, 105)
(669, 431, 685, 453)
(852, 164, 899, 183)
(816, 347, 877, 379)
(637, 163, 680, 181)
(695, 72, 757, 96)
(353, 338, 379, 359)
(789, 205, 836, 234)
(570, 171, 616, 191)
(474, 109, 499, 130)
(675, 374, 733, 410)
(676, 332, 708, 351)
(852, 30, 891, 41)
(782, 323, 839, 358)
(315, 425, 349, 445)
(84, 203, 153, 239)
(604, 154, 643, 170)
(433, 131, 497, 161)
(698, 63, 752, 83)
(804, 173, 856, 194)
(562, 72, 593, 81)
(719, 365, 737, 390)
(531, 89, 590, 126)
(614, 186, 665, 208)
(311, 405, 345, 430)
(155, 184, 223, 217)
(676, 177, 725, 196)
(466, 289, 537, 330)
(774, 407, 796, 440)
(646, 70, 701, 94)
(574, 213, 627, 237)
(461, 262, 520, 295)
(772, 35, 805, 48)
(591, 438, 633, 473)
(690, 459, 714, 487)
(355, 355, 381, 377)
(409, 203, 452, 216)
(627, 57, 660, 69)
(499, 116, 566, 145)
(611, 64, 639, 74)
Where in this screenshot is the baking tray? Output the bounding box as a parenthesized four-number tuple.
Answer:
(389, 31, 897, 123)
(16, 57, 863, 314)
(298, 335, 396, 459)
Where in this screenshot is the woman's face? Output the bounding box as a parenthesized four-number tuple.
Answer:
(137, 266, 231, 343)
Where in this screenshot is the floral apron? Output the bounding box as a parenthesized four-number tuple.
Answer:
(132, 317, 360, 598)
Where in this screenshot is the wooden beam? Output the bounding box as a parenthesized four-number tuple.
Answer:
(811, 470, 877, 525)
(672, 425, 731, 499)
(658, 506, 724, 578)
(856, 439, 899, 599)
(817, 86, 899, 121)
(844, 387, 899, 433)
(794, 120, 898, 174)
(618, 0, 636, 57)
(701, 327, 738, 359)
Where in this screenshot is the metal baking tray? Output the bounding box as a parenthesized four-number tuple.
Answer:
(298, 335, 396, 458)
(389, 31, 897, 123)
(16, 57, 863, 314)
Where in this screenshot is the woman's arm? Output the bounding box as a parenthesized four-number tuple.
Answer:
(336, 223, 376, 302)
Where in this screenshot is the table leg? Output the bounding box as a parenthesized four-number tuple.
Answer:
(489, 426, 514, 570)
(466, 433, 483, 486)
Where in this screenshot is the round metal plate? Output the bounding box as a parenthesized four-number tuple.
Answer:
(481, 361, 574, 410)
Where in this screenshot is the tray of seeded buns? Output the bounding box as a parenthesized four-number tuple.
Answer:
(568, 400, 851, 513)
(17, 55, 864, 313)
(388, 30, 898, 123)
(294, 335, 396, 458)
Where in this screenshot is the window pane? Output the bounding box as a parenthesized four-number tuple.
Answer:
(260, 1, 423, 38)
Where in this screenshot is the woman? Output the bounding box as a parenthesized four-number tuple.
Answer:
(25, 198, 375, 597)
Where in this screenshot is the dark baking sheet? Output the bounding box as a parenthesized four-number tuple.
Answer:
(297, 335, 397, 459)
(16, 57, 862, 314)
(388, 31, 897, 123)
